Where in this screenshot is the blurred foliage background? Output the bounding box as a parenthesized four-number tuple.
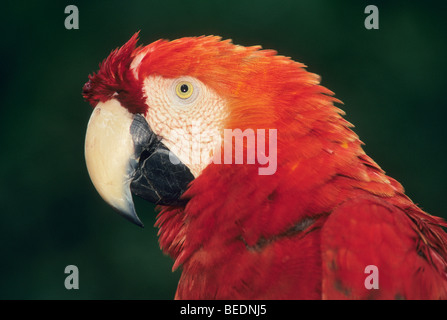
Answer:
(0, 0, 446, 299)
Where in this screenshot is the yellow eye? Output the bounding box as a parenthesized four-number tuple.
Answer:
(175, 81, 194, 99)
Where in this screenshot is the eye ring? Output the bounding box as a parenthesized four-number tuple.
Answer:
(175, 81, 194, 99)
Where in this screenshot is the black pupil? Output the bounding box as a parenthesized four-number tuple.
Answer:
(180, 84, 189, 93)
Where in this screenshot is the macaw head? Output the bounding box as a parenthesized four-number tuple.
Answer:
(83, 32, 351, 227)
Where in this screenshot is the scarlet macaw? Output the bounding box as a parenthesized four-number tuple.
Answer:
(83, 33, 447, 299)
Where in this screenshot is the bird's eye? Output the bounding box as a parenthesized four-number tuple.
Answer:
(175, 81, 194, 99)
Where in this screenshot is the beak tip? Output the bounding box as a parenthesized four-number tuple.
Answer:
(123, 212, 145, 228)
(117, 209, 145, 228)
(111, 202, 144, 228)
(134, 219, 145, 228)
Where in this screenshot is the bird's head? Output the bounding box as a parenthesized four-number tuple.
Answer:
(83, 32, 344, 227)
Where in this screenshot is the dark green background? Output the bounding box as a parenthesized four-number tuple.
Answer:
(1, 1, 446, 299)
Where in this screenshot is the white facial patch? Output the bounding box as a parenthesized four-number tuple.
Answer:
(142, 75, 228, 177)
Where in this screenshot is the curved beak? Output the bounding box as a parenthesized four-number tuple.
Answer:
(85, 99, 143, 226)
(84, 99, 194, 227)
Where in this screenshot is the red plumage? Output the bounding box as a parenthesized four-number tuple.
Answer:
(86, 34, 447, 299)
